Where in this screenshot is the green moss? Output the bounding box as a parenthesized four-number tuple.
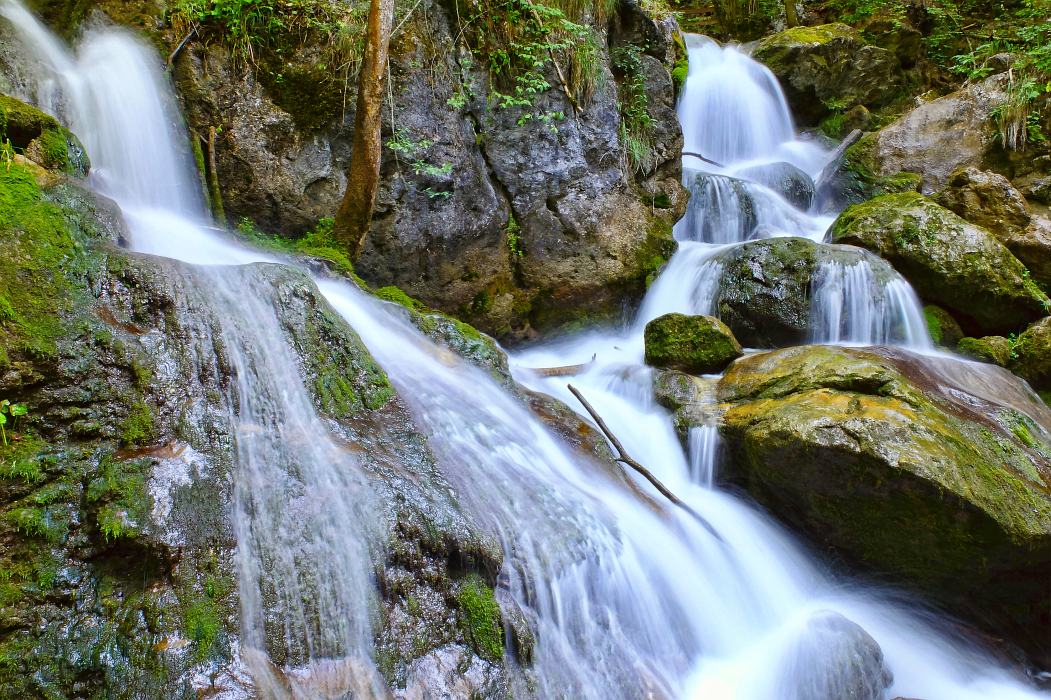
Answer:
(957, 336, 1012, 367)
(183, 597, 221, 662)
(36, 128, 70, 171)
(0, 435, 46, 482)
(0, 165, 88, 361)
(644, 313, 742, 374)
(237, 216, 363, 283)
(374, 285, 424, 311)
(0, 94, 60, 146)
(86, 456, 151, 541)
(671, 32, 689, 92)
(456, 574, 503, 662)
(119, 400, 156, 446)
(637, 219, 678, 287)
(258, 60, 345, 133)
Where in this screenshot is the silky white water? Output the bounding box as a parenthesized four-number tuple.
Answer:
(3, 4, 1048, 698)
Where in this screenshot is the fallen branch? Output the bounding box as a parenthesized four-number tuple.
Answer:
(167, 25, 198, 70)
(813, 128, 863, 193)
(568, 384, 723, 541)
(683, 151, 726, 169)
(527, 354, 596, 377)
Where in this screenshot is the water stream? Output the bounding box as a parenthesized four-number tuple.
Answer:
(2, 4, 1048, 698)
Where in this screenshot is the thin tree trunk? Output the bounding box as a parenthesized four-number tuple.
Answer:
(332, 0, 395, 259)
(784, 0, 799, 28)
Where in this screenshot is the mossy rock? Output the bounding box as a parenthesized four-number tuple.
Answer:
(830, 192, 1049, 335)
(1011, 317, 1051, 390)
(0, 93, 88, 177)
(718, 344, 1051, 660)
(644, 313, 742, 374)
(752, 23, 904, 126)
(923, 305, 963, 348)
(957, 336, 1011, 367)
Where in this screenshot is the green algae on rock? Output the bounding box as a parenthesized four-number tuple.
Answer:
(644, 313, 742, 374)
(957, 336, 1012, 367)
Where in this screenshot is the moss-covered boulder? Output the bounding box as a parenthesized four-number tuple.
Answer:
(644, 313, 742, 374)
(923, 305, 963, 348)
(1011, 317, 1051, 391)
(752, 24, 904, 126)
(957, 336, 1012, 367)
(0, 93, 88, 176)
(717, 345, 1051, 660)
(830, 192, 1049, 335)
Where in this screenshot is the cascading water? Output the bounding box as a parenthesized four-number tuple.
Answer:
(809, 259, 933, 348)
(4, 4, 1049, 698)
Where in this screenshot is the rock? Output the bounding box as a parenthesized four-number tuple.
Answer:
(1017, 172, 1051, 206)
(1002, 216, 1051, 289)
(738, 162, 814, 209)
(172, 3, 688, 340)
(752, 24, 904, 125)
(681, 171, 758, 242)
(0, 92, 89, 176)
(643, 313, 742, 374)
(957, 336, 1012, 367)
(849, 73, 1012, 193)
(830, 192, 1049, 335)
(923, 305, 963, 348)
(779, 611, 892, 700)
(1011, 317, 1051, 390)
(817, 134, 922, 210)
(713, 237, 900, 347)
(717, 344, 1051, 662)
(935, 167, 1031, 237)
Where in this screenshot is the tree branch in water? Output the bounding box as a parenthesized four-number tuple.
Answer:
(567, 384, 723, 541)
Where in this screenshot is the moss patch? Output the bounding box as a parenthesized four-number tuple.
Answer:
(456, 574, 503, 662)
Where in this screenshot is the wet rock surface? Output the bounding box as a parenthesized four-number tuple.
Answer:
(717, 345, 1051, 664)
(643, 312, 742, 374)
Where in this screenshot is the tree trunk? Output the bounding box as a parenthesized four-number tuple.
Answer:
(784, 0, 799, 28)
(332, 0, 395, 259)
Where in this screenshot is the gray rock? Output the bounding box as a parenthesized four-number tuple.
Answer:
(739, 161, 815, 209)
(936, 166, 1031, 238)
(778, 611, 892, 700)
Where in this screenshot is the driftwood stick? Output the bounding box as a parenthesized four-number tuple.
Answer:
(683, 151, 726, 168)
(568, 384, 723, 541)
(167, 25, 198, 70)
(527, 354, 596, 377)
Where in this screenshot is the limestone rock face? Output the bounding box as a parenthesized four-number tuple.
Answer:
(717, 345, 1051, 662)
(752, 23, 904, 126)
(643, 312, 742, 374)
(171, 2, 687, 340)
(851, 73, 1011, 193)
(830, 192, 1049, 335)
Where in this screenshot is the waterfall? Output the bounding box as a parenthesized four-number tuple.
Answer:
(3, 3, 1047, 698)
(809, 259, 934, 349)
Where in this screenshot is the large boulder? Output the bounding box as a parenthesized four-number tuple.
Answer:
(643, 313, 742, 374)
(922, 305, 963, 349)
(847, 73, 1011, 193)
(956, 336, 1012, 367)
(752, 24, 904, 126)
(830, 192, 1049, 335)
(712, 237, 902, 347)
(717, 345, 1051, 662)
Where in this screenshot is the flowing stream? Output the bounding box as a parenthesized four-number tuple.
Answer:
(2, 4, 1048, 698)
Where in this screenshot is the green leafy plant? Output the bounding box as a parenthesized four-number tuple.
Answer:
(0, 400, 27, 447)
(612, 43, 657, 173)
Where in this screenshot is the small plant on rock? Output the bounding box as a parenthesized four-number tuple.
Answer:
(0, 400, 27, 447)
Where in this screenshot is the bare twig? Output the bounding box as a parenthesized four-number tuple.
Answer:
(683, 151, 726, 168)
(568, 384, 723, 541)
(167, 25, 199, 70)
